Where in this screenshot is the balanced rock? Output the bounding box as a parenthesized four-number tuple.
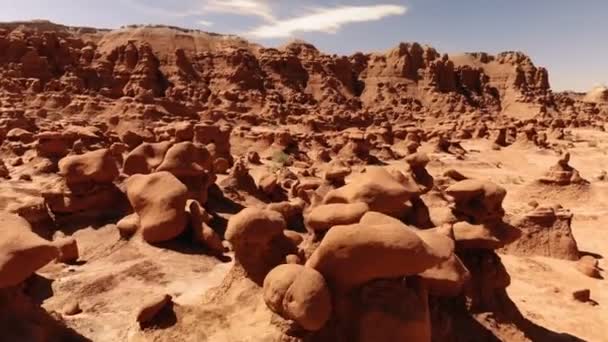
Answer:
(446, 179, 507, 222)
(306, 221, 451, 290)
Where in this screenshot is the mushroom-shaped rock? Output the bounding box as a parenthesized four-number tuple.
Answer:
(263, 264, 332, 331)
(225, 208, 294, 283)
(445, 180, 506, 221)
(123, 141, 173, 176)
(405, 152, 434, 193)
(126, 172, 188, 243)
(453, 221, 520, 250)
(323, 167, 419, 217)
(58, 149, 119, 185)
(306, 222, 451, 290)
(305, 202, 369, 233)
(405, 152, 430, 168)
(0, 213, 58, 288)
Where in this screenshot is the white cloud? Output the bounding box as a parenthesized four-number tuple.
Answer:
(198, 20, 214, 27)
(123, 1, 407, 39)
(203, 0, 275, 21)
(247, 4, 407, 39)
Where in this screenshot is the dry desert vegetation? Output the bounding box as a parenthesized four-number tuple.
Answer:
(0, 21, 606, 342)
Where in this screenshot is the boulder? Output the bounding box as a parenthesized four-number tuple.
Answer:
(117, 213, 140, 238)
(324, 167, 419, 217)
(156, 142, 213, 177)
(304, 202, 369, 233)
(263, 264, 332, 331)
(445, 180, 506, 221)
(58, 149, 119, 185)
(575, 256, 601, 279)
(306, 221, 451, 290)
(0, 213, 58, 288)
(52, 237, 79, 264)
(420, 254, 470, 296)
(123, 141, 173, 176)
(125, 172, 188, 243)
(136, 294, 173, 326)
(454, 221, 520, 250)
(225, 208, 295, 284)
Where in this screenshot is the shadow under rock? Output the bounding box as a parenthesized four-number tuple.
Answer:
(31, 212, 123, 240)
(0, 287, 92, 342)
(500, 296, 587, 342)
(205, 185, 245, 217)
(579, 250, 603, 260)
(152, 232, 232, 263)
(23, 274, 55, 305)
(432, 294, 588, 342)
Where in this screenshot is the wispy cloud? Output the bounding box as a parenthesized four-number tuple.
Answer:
(247, 4, 407, 39)
(123, 1, 407, 38)
(203, 0, 275, 21)
(122, 0, 202, 18)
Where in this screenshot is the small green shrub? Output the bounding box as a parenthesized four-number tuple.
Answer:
(272, 151, 290, 166)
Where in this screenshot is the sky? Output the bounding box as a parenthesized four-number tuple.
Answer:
(1, 0, 606, 92)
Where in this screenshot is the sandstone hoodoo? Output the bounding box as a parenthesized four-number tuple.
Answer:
(502, 204, 580, 260)
(0, 18, 605, 342)
(538, 152, 588, 186)
(42, 148, 126, 220)
(125, 171, 189, 243)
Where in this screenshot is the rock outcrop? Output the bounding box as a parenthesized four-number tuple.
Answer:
(502, 205, 579, 260)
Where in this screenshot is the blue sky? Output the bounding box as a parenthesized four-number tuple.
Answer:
(1, 0, 606, 91)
